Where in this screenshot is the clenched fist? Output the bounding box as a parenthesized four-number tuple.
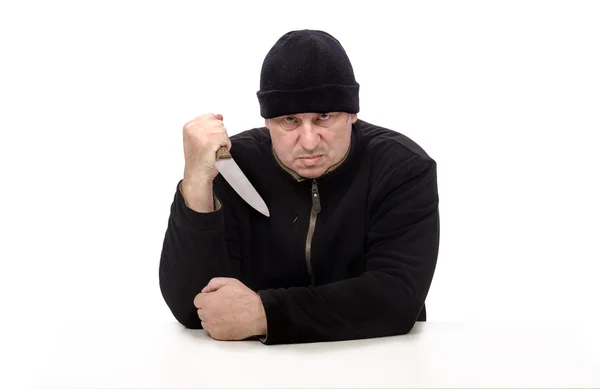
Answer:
(182, 113, 231, 183)
(194, 278, 268, 341)
(180, 113, 231, 212)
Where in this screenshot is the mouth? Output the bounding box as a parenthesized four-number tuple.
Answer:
(297, 155, 323, 167)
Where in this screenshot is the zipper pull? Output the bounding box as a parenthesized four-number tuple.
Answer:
(311, 180, 321, 213)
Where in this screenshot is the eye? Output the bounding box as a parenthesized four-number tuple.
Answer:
(283, 117, 296, 124)
(318, 114, 330, 121)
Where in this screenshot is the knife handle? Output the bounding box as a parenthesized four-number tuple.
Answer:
(216, 146, 231, 160)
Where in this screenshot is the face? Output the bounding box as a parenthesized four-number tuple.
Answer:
(266, 112, 357, 179)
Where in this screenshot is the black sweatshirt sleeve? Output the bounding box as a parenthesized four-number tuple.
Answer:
(159, 180, 241, 329)
(258, 159, 440, 344)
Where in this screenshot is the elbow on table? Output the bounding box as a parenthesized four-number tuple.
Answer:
(397, 317, 418, 335)
(158, 275, 202, 330)
(351, 310, 418, 341)
(388, 301, 425, 336)
(172, 311, 203, 330)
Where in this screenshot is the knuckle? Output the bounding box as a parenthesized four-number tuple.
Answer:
(183, 124, 199, 136)
(197, 113, 214, 121)
(184, 113, 218, 133)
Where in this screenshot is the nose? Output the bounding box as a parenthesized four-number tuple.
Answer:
(298, 123, 320, 152)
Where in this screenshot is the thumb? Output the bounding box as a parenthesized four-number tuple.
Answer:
(215, 113, 223, 121)
(202, 277, 229, 293)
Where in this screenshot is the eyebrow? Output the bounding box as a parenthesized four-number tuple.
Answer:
(284, 113, 332, 119)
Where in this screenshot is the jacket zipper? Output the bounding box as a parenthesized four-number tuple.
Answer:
(305, 179, 321, 284)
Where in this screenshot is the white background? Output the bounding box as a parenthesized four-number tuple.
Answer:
(1, 0, 599, 386)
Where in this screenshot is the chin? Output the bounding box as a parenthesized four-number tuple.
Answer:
(295, 167, 326, 179)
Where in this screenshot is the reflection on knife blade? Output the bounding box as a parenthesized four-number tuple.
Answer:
(214, 146, 270, 217)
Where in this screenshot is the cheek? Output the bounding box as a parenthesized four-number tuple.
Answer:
(273, 134, 297, 158)
(325, 129, 349, 152)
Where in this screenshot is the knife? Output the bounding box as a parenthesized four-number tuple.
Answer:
(214, 146, 270, 217)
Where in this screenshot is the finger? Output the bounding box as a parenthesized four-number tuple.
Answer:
(193, 292, 205, 309)
(201, 320, 210, 333)
(202, 277, 230, 293)
(188, 120, 226, 132)
(197, 308, 206, 321)
(184, 113, 215, 127)
(215, 113, 223, 121)
(184, 115, 225, 130)
(209, 134, 232, 153)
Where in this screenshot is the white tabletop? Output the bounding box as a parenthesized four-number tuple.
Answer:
(30, 320, 599, 388)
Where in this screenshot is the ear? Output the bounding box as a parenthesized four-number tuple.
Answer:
(350, 113, 358, 123)
(265, 118, 271, 129)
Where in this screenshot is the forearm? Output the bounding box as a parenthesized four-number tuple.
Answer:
(159, 181, 239, 328)
(180, 177, 216, 213)
(259, 264, 433, 344)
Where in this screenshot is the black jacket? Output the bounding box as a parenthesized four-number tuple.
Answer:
(159, 119, 440, 344)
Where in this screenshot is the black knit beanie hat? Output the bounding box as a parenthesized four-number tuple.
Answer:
(256, 29, 360, 119)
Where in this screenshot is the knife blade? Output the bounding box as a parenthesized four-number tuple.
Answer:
(214, 146, 270, 217)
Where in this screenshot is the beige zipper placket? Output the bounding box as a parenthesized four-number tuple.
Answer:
(305, 179, 321, 285)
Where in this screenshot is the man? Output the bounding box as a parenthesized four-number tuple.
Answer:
(159, 29, 440, 345)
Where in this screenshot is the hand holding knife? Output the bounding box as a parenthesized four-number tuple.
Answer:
(180, 113, 270, 217)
